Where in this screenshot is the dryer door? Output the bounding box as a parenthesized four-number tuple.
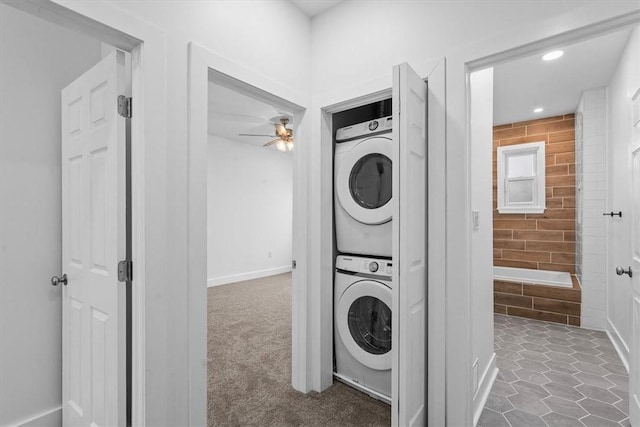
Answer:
(336, 279, 392, 370)
(336, 137, 393, 225)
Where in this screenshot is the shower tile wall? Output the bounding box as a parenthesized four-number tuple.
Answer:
(575, 89, 608, 330)
(493, 115, 576, 273)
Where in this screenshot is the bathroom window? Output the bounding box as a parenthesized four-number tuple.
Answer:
(497, 141, 545, 214)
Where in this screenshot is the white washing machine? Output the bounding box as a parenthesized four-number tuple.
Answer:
(335, 116, 392, 258)
(334, 255, 392, 403)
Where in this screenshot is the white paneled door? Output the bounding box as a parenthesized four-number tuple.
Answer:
(630, 103, 640, 426)
(392, 62, 427, 427)
(60, 50, 127, 427)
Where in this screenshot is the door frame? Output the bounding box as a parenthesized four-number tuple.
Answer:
(0, 0, 165, 424)
(186, 42, 308, 401)
(466, 8, 640, 424)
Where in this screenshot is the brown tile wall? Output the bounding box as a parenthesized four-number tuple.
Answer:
(493, 114, 576, 274)
(493, 276, 581, 326)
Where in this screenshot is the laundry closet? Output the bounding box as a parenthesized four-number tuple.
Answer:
(323, 61, 444, 425)
(332, 100, 394, 403)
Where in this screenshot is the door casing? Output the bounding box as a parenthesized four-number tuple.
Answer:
(187, 43, 308, 399)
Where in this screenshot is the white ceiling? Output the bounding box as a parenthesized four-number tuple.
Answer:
(208, 81, 294, 147)
(209, 19, 633, 137)
(493, 28, 633, 125)
(290, 0, 343, 17)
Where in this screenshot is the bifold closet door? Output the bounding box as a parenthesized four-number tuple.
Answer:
(391, 62, 427, 427)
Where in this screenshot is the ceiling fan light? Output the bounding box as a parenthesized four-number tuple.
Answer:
(276, 140, 287, 151)
(542, 50, 563, 61)
(286, 141, 294, 151)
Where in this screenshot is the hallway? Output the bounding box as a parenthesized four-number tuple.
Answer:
(479, 314, 630, 426)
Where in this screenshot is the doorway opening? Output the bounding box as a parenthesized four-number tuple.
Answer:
(468, 14, 640, 426)
(0, 1, 160, 425)
(0, 5, 121, 425)
(205, 76, 297, 423)
(489, 27, 634, 328)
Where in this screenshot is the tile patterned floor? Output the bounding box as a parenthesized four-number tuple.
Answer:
(478, 314, 631, 427)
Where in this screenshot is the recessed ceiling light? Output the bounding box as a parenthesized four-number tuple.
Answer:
(534, 107, 544, 113)
(542, 50, 564, 61)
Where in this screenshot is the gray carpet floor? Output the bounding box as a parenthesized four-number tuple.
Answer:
(207, 273, 391, 426)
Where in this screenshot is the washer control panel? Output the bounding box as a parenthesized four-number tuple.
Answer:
(336, 115, 393, 142)
(336, 255, 392, 277)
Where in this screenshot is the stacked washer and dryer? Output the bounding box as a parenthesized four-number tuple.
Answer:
(333, 115, 393, 403)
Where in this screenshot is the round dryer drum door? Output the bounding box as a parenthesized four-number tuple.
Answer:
(336, 137, 392, 225)
(336, 279, 392, 371)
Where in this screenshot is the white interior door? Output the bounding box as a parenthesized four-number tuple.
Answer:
(392, 62, 427, 427)
(629, 104, 640, 426)
(60, 50, 127, 427)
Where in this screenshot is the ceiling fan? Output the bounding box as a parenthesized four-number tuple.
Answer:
(239, 117, 294, 151)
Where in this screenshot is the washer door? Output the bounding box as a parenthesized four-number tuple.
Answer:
(336, 137, 392, 225)
(336, 279, 392, 371)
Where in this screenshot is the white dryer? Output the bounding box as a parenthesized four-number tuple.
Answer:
(334, 255, 392, 403)
(334, 116, 392, 258)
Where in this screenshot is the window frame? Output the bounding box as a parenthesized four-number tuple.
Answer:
(497, 141, 546, 214)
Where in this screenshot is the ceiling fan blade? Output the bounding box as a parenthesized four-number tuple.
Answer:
(263, 138, 280, 147)
(239, 133, 277, 137)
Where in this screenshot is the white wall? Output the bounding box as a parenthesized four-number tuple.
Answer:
(0, 4, 103, 425)
(310, 1, 640, 425)
(606, 26, 639, 368)
(2, 0, 311, 425)
(207, 136, 292, 286)
(470, 68, 498, 425)
(576, 88, 609, 330)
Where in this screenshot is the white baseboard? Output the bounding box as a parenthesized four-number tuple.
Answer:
(14, 406, 62, 427)
(473, 353, 498, 427)
(606, 318, 630, 373)
(207, 265, 292, 287)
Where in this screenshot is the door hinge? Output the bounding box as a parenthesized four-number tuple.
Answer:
(117, 95, 132, 118)
(118, 260, 133, 282)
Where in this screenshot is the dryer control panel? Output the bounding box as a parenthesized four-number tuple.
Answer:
(336, 255, 392, 277)
(336, 116, 392, 142)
